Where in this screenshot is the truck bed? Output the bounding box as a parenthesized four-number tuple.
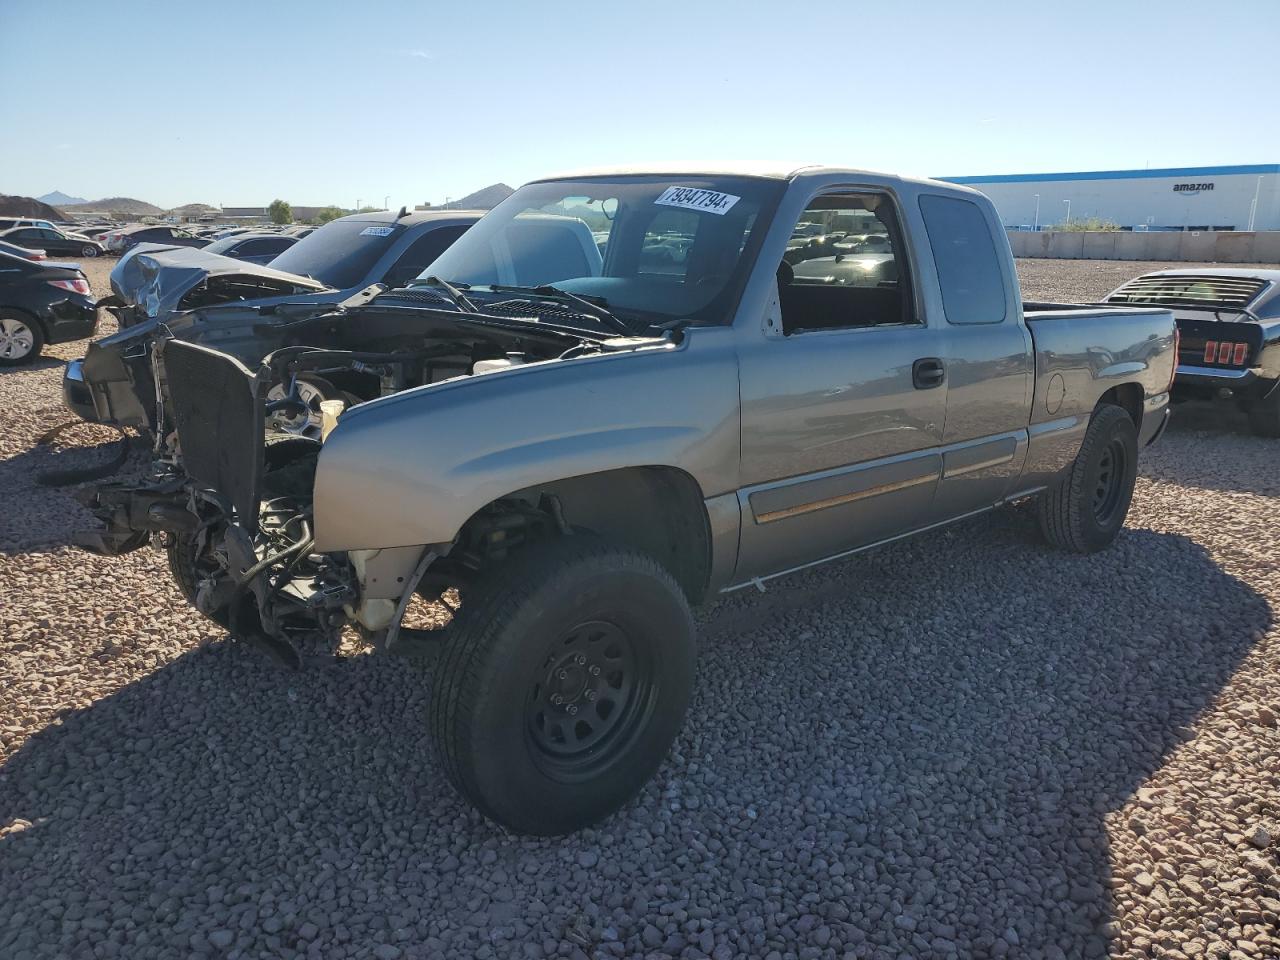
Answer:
(1023, 300, 1164, 317)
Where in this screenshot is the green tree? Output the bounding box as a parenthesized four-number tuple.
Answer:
(1050, 216, 1121, 232)
(267, 199, 293, 225)
(312, 206, 347, 225)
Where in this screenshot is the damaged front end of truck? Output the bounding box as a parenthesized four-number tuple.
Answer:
(73, 288, 669, 668)
(77, 340, 358, 666)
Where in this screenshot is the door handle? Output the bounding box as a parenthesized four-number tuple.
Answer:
(912, 357, 945, 389)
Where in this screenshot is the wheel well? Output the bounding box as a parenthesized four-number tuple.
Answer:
(1098, 382, 1143, 431)
(455, 467, 713, 605)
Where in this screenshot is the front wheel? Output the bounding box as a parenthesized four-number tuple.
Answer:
(0, 310, 44, 366)
(429, 535, 696, 835)
(80, 245, 99, 258)
(166, 533, 232, 627)
(1038, 403, 1138, 553)
(1246, 383, 1280, 438)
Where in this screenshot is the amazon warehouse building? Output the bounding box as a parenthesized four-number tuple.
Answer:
(941, 164, 1280, 232)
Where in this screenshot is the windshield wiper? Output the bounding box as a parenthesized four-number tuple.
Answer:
(418, 275, 479, 313)
(487, 284, 634, 337)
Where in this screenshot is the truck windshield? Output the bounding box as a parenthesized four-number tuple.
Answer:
(269, 218, 405, 289)
(418, 175, 784, 327)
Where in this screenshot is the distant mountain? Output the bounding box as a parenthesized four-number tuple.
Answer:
(38, 190, 88, 206)
(0, 195, 68, 220)
(61, 197, 165, 217)
(444, 183, 514, 210)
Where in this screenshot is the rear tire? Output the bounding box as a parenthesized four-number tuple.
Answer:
(0, 310, 44, 366)
(1038, 404, 1138, 553)
(1246, 383, 1280, 438)
(429, 535, 696, 835)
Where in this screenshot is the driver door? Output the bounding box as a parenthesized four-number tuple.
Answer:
(734, 189, 947, 582)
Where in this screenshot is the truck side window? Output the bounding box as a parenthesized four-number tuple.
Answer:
(779, 192, 913, 335)
(919, 195, 1006, 325)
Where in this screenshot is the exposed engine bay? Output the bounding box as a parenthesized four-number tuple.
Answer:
(76, 294, 664, 666)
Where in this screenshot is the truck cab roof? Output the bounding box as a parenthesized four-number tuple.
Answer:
(533, 163, 982, 196)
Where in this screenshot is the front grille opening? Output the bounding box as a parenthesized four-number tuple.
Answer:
(162, 340, 265, 532)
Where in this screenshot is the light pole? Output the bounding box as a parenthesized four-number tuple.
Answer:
(384, 195, 390, 210)
(1247, 175, 1263, 231)
(1063, 199, 1072, 226)
(356, 198, 362, 212)
(1033, 194, 1040, 231)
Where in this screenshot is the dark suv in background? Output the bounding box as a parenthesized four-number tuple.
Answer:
(64, 209, 481, 422)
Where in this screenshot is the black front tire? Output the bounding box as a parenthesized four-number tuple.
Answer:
(430, 535, 696, 835)
(1246, 384, 1280, 438)
(1038, 403, 1138, 553)
(80, 245, 99, 258)
(166, 533, 232, 628)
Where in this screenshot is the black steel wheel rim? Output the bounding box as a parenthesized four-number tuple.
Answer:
(1092, 438, 1127, 523)
(526, 619, 653, 776)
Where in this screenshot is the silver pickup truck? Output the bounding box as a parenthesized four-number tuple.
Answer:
(77, 166, 1176, 835)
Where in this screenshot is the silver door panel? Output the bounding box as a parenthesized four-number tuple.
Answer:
(735, 447, 941, 581)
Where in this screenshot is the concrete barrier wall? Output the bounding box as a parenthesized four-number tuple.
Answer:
(1008, 230, 1280, 263)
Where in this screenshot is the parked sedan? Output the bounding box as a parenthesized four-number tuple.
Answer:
(200, 231, 297, 265)
(0, 250, 98, 365)
(0, 226, 104, 258)
(0, 239, 47, 261)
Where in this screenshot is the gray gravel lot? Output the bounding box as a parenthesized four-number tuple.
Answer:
(1, 258, 1278, 959)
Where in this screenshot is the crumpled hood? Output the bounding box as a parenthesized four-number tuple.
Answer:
(109, 243, 330, 318)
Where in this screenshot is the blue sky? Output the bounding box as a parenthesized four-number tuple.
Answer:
(1, 0, 1276, 209)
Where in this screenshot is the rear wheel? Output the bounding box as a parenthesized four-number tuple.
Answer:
(0, 310, 43, 366)
(429, 535, 696, 835)
(1246, 383, 1280, 438)
(1038, 404, 1138, 553)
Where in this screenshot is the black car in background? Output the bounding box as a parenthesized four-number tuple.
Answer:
(1105, 269, 1280, 437)
(200, 231, 297, 265)
(0, 250, 98, 365)
(0, 239, 48, 261)
(0, 226, 105, 258)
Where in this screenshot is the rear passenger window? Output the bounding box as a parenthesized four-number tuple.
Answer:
(919, 195, 1006, 325)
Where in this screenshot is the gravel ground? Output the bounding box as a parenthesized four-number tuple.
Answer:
(1, 258, 1278, 959)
